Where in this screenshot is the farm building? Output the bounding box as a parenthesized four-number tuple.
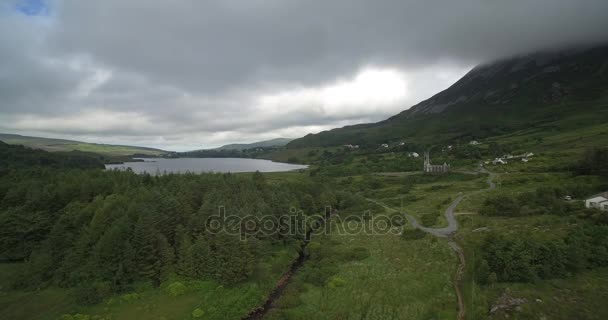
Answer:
(585, 192, 608, 211)
(493, 158, 507, 165)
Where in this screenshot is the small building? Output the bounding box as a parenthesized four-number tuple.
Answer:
(493, 158, 507, 165)
(521, 158, 529, 163)
(469, 140, 480, 145)
(381, 143, 389, 148)
(525, 152, 535, 157)
(585, 192, 608, 211)
(399, 142, 406, 146)
(408, 152, 420, 158)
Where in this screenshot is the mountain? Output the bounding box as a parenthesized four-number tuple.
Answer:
(211, 138, 293, 151)
(0, 133, 168, 156)
(288, 44, 608, 148)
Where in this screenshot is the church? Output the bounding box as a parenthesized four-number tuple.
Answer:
(423, 151, 449, 174)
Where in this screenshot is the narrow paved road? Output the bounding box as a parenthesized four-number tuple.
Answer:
(367, 168, 496, 320)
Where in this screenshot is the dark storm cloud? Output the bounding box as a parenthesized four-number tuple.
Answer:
(1, 0, 608, 149)
(48, 0, 608, 93)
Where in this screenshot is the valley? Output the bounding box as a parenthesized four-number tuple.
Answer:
(1, 44, 607, 320)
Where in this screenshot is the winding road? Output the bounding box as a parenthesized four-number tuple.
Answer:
(367, 168, 496, 320)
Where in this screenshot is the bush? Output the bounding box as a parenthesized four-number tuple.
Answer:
(420, 212, 439, 227)
(343, 247, 370, 261)
(191, 308, 205, 318)
(119, 293, 140, 303)
(327, 277, 346, 288)
(480, 194, 520, 216)
(402, 228, 426, 240)
(74, 282, 112, 306)
(165, 281, 187, 297)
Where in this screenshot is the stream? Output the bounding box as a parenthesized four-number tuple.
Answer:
(244, 169, 496, 320)
(242, 209, 335, 319)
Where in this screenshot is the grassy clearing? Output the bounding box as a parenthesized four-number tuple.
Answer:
(267, 220, 458, 320)
(352, 172, 487, 227)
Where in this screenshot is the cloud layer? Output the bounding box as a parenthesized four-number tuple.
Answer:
(1, 0, 608, 150)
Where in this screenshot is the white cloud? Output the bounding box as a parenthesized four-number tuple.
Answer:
(257, 68, 409, 118)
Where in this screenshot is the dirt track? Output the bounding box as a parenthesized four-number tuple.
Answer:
(367, 168, 496, 320)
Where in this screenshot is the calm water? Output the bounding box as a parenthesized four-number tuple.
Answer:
(105, 158, 308, 175)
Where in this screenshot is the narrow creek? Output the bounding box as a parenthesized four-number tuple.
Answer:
(244, 169, 495, 320)
(242, 208, 335, 320)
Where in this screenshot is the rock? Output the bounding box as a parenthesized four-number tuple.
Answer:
(489, 290, 528, 315)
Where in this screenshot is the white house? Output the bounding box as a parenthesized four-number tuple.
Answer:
(469, 140, 480, 145)
(381, 143, 389, 148)
(408, 152, 420, 158)
(493, 158, 507, 165)
(585, 192, 608, 211)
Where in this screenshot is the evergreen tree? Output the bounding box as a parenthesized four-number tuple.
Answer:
(132, 215, 162, 283)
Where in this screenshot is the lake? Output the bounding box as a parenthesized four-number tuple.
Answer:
(105, 157, 308, 175)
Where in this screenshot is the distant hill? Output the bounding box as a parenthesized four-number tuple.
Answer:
(288, 44, 608, 148)
(0, 133, 167, 156)
(0, 141, 105, 169)
(211, 138, 293, 151)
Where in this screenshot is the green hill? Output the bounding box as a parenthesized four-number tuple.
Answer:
(0, 133, 168, 157)
(288, 44, 608, 150)
(209, 138, 293, 151)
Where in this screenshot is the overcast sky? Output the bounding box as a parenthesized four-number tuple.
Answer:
(1, 0, 607, 150)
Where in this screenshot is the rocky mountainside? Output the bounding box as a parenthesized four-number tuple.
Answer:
(288, 44, 608, 148)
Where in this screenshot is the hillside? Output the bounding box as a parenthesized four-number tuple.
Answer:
(288, 44, 608, 149)
(210, 138, 293, 151)
(0, 141, 105, 170)
(0, 133, 167, 156)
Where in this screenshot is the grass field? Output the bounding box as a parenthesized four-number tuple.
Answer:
(266, 220, 459, 320)
(0, 133, 167, 156)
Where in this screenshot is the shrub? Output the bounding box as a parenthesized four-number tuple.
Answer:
(119, 293, 140, 303)
(191, 308, 205, 318)
(420, 212, 439, 227)
(402, 228, 426, 240)
(327, 277, 346, 288)
(344, 247, 370, 261)
(74, 282, 111, 306)
(166, 281, 187, 297)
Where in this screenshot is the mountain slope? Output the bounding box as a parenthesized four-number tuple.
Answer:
(0, 133, 167, 156)
(210, 138, 293, 151)
(288, 44, 608, 148)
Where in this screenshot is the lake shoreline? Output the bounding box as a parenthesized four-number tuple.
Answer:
(105, 157, 308, 175)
